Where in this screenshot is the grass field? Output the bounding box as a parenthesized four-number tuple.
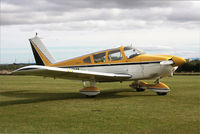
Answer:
(0, 75, 199, 134)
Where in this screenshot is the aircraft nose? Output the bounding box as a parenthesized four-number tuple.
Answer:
(172, 56, 186, 66)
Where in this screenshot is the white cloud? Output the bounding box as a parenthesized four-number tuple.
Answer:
(1, 1, 200, 28)
(0, 0, 200, 63)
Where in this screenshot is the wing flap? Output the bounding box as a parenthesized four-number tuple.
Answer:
(12, 65, 131, 82)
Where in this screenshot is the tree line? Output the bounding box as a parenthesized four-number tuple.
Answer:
(176, 60, 200, 72)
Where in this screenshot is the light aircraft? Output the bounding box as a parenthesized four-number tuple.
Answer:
(12, 34, 186, 97)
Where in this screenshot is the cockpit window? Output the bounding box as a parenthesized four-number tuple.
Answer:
(108, 49, 122, 61)
(93, 52, 106, 63)
(83, 56, 91, 63)
(124, 47, 144, 59)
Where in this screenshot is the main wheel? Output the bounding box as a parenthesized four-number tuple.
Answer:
(86, 95, 97, 98)
(156, 92, 167, 96)
(136, 88, 145, 92)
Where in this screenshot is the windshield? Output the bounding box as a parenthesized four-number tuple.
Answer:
(124, 46, 144, 59)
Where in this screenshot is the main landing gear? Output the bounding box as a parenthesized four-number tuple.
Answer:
(80, 79, 170, 97)
(80, 81, 100, 97)
(129, 79, 170, 96)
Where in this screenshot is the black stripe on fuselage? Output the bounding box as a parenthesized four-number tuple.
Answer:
(59, 61, 161, 68)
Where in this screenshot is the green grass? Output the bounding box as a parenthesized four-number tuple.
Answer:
(0, 76, 199, 134)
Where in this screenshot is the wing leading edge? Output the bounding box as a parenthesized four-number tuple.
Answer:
(12, 65, 132, 82)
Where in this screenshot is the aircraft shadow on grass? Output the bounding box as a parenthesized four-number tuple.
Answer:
(0, 89, 155, 107)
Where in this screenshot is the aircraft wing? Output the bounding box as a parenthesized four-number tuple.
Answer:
(12, 65, 132, 82)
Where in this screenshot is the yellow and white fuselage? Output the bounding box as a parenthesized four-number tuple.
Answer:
(13, 35, 186, 96)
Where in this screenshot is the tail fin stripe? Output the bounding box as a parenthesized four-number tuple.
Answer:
(30, 40, 51, 66)
(30, 40, 45, 65)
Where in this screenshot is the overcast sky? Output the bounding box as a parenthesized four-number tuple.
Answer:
(1, 0, 200, 64)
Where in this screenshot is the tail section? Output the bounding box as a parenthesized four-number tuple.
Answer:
(29, 35, 56, 66)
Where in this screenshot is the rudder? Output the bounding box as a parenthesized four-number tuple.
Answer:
(29, 35, 56, 66)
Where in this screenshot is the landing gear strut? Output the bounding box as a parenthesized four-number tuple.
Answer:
(129, 81, 146, 92)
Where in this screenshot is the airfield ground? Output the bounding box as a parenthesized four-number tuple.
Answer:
(0, 75, 199, 134)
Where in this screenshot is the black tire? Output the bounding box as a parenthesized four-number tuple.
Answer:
(136, 88, 145, 92)
(156, 92, 167, 96)
(86, 95, 97, 98)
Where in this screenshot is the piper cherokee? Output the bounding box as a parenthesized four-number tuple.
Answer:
(13, 34, 186, 97)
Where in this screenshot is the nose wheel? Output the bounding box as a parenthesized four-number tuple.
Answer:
(152, 78, 170, 96)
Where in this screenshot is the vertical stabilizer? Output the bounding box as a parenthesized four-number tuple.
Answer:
(29, 36, 56, 66)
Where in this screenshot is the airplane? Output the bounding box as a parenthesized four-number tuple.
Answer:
(12, 34, 186, 97)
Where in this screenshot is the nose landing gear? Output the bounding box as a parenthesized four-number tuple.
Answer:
(147, 82, 170, 96)
(130, 79, 170, 95)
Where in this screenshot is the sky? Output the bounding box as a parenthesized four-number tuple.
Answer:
(1, 0, 200, 64)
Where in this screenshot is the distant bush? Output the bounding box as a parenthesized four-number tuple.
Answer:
(0, 63, 34, 71)
(176, 60, 200, 72)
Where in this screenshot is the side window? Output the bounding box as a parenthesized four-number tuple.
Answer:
(93, 52, 106, 63)
(83, 56, 91, 63)
(108, 49, 122, 61)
